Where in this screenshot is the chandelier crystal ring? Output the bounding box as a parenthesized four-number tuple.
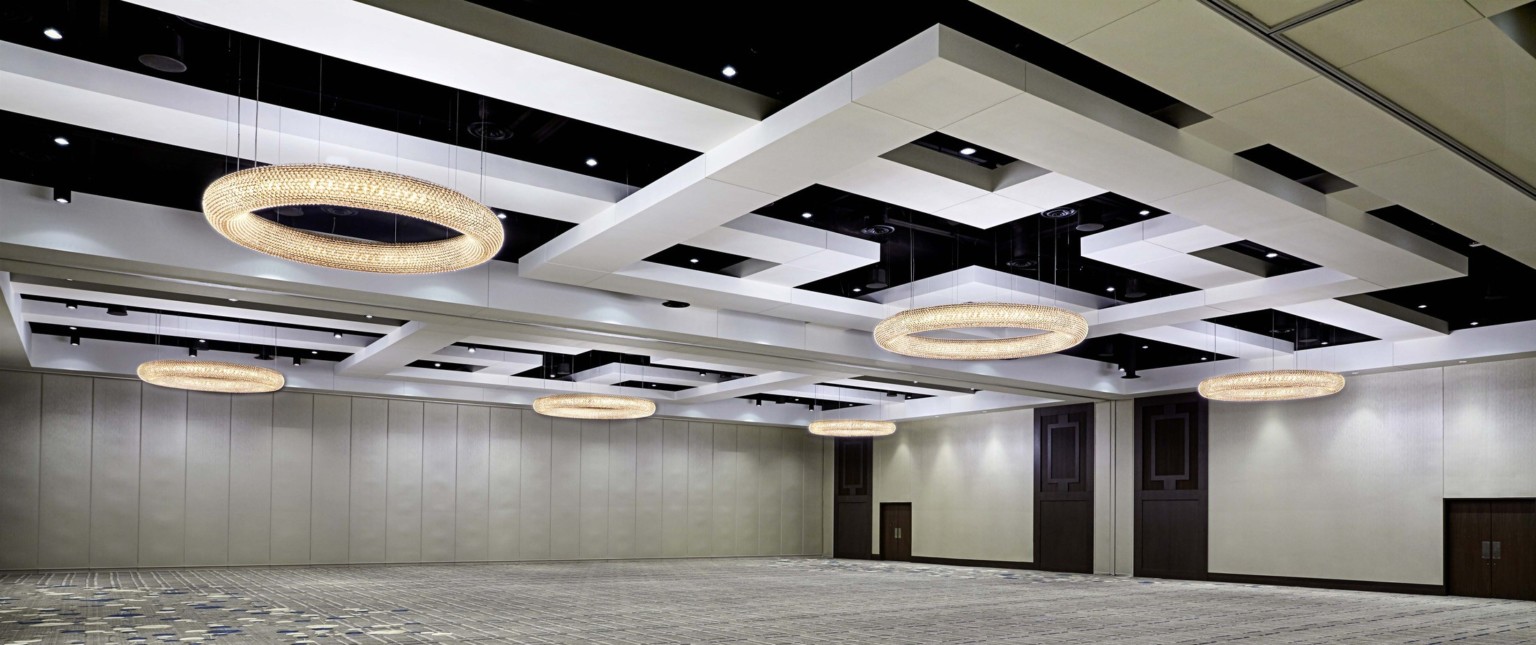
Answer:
(203, 164, 504, 274)
(873, 303, 1089, 360)
(137, 359, 285, 393)
(1198, 369, 1345, 402)
(808, 419, 896, 437)
(533, 393, 656, 420)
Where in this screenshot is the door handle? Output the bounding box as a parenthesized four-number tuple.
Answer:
(1492, 541, 1501, 560)
(1482, 540, 1491, 560)
(894, 528, 901, 540)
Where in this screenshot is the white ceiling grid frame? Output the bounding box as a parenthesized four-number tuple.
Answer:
(1080, 215, 1258, 288)
(1275, 299, 1445, 342)
(12, 282, 400, 336)
(0, 42, 627, 224)
(124, 0, 761, 151)
(685, 214, 881, 287)
(20, 301, 372, 355)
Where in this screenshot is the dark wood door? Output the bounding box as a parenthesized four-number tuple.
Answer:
(833, 437, 874, 559)
(1446, 500, 1491, 598)
(1446, 499, 1536, 601)
(1134, 394, 1208, 580)
(1035, 404, 1094, 573)
(880, 503, 912, 562)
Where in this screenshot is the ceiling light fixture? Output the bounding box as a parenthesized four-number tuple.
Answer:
(293, 357, 302, 366)
(43, 27, 63, 40)
(65, 302, 78, 310)
(533, 393, 656, 420)
(203, 164, 503, 274)
(496, 211, 507, 220)
(689, 258, 699, 264)
(69, 335, 80, 346)
(188, 347, 198, 357)
(106, 305, 128, 316)
(1470, 321, 1479, 326)
(721, 65, 737, 78)
(467, 346, 476, 353)
(137, 360, 285, 393)
(1198, 369, 1345, 402)
(1138, 209, 1151, 216)
(959, 147, 976, 155)
(1265, 252, 1279, 259)
(53, 136, 69, 147)
(873, 303, 1088, 360)
(53, 187, 71, 204)
(333, 332, 343, 339)
(585, 157, 598, 167)
(801, 212, 813, 219)
(808, 419, 896, 438)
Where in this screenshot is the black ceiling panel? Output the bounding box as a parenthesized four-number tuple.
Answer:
(1060, 334, 1235, 373)
(0, 0, 698, 187)
(1205, 309, 1378, 350)
(912, 132, 1018, 169)
(644, 245, 751, 275)
(1365, 206, 1533, 330)
(31, 322, 354, 362)
(1236, 144, 1356, 194)
(21, 294, 384, 339)
(1210, 240, 1321, 277)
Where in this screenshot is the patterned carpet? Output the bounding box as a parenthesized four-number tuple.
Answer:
(2, 558, 1534, 644)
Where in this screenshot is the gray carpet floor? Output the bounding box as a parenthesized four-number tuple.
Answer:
(2, 558, 1534, 644)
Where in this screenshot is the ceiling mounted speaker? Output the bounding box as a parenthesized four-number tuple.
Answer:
(1074, 211, 1104, 233)
(139, 31, 188, 73)
(1042, 206, 1078, 219)
(861, 223, 896, 237)
(865, 266, 889, 290)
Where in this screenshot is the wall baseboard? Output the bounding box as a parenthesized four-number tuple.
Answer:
(909, 556, 1038, 570)
(1207, 572, 1445, 596)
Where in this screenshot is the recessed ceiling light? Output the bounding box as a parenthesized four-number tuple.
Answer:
(721, 65, 737, 78)
(585, 157, 598, 167)
(801, 212, 813, 219)
(228, 298, 238, 302)
(365, 314, 374, 319)
(959, 147, 976, 155)
(1138, 209, 1150, 216)
(68, 326, 76, 330)
(1321, 341, 1329, 345)
(293, 357, 302, 366)
(689, 258, 699, 264)
(1458, 360, 1467, 364)
(496, 212, 507, 220)
(333, 332, 343, 339)
(1106, 286, 1115, 292)
(43, 28, 63, 41)
(53, 187, 71, 204)
(434, 362, 441, 367)
(1265, 252, 1279, 259)
(852, 287, 862, 293)
(1141, 345, 1148, 349)
(1470, 321, 1479, 326)
(65, 302, 77, 310)
(198, 339, 206, 343)
(70, 335, 80, 346)
(53, 136, 69, 146)
(311, 350, 319, 355)
(1417, 304, 1427, 309)
(467, 346, 476, 353)
(1200, 357, 1208, 361)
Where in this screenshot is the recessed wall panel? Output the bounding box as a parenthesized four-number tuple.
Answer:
(607, 419, 638, 559)
(488, 407, 521, 560)
(634, 418, 665, 558)
(421, 403, 457, 562)
(580, 421, 610, 558)
(456, 404, 491, 562)
(550, 418, 582, 559)
(184, 391, 230, 566)
(711, 424, 737, 556)
(349, 397, 388, 563)
(662, 420, 690, 557)
(310, 394, 351, 564)
(1445, 358, 1536, 498)
(0, 372, 42, 569)
(270, 392, 313, 565)
(756, 426, 782, 555)
(687, 422, 714, 557)
(38, 374, 92, 568)
(778, 428, 804, 555)
(733, 425, 760, 556)
(228, 393, 273, 565)
(138, 384, 187, 568)
(519, 412, 553, 560)
(386, 400, 424, 562)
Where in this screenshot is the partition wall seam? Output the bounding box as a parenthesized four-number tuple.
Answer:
(87, 378, 94, 568)
(136, 382, 146, 569)
(35, 375, 44, 569)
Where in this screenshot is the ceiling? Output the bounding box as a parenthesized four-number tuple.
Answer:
(0, 0, 1532, 426)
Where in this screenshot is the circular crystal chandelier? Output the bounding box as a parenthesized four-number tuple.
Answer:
(873, 302, 1088, 360)
(137, 359, 285, 393)
(808, 419, 896, 437)
(1198, 369, 1345, 402)
(203, 164, 504, 274)
(533, 393, 656, 420)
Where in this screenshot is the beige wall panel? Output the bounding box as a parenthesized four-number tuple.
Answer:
(800, 434, 824, 555)
(687, 422, 714, 557)
(1209, 369, 1445, 585)
(228, 393, 273, 565)
(455, 405, 491, 562)
(633, 418, 665, 558)
(1113, 399, 1135, 576)
(488, 407, 521, 560)
(0, 372, 42, 569)
(420, 403, 457, 562)
(579, 421, 610, 558)
(385, 400, 423, 563)
(89, 378, 140, 568)
(518, 412, 553, 560)
(549, 418, 582, 559)
(270, 392, 313, 565)
(1092, 401, 1115, 574)
(661, 420, 690, 557)
(137, 385, 186, 568)
(710, 424, 737, 556)
(184, 391, 230, 566)
(310, 394, 351, 564)
(348, 397, 388, 563)
(756, 426, 782, 555)
(778, 428, 804, 555)
(606, 419, 638, 559)
(1444, 358, 1536, 497)
(732, 425, 760, 556)
(38, 374, 92, 568)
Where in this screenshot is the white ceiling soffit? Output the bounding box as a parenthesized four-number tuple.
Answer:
(0, 274, 34, 368)
(1080, 215, 1257, 289)
(20, 301, 372, 354)
(685, 214, 881, 287)
(970, 0, 1536, 269)
(11, 282, 399, 336)
(123, 0, 767, 151)
(0, 42, 625, 224)
(1276, 298, 1445, 342)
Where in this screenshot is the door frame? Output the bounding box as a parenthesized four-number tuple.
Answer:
(880, 502, 912, 561)
(1444, 497, 1536, 599)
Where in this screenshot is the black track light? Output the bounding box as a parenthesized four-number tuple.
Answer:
(255, 350, 274, 361)
(754, 398, 763, 407)
(333, 331, 343, 339)
(139, 30, 188, 73)
(188, 347, 197, 357)
(466, 345, 476, 354)
(65, 302, 78, 310)
(865, 266, 889, 290)
(293, 356, 302, 366)
(69, 335, 80, 346)
(106, 305, 128, 316)
(1075, 210, 1104, 233)
(53, 187, 71, 204)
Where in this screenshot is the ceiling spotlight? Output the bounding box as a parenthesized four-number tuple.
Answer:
(1106, 286, 1116, 293)
(689, 258, 699, 264)
(959, 147, 977, 155)
(254, 351, 274, 360)
(699, 371, 707, 377)
(434, 362, 441, 367)
(1459, 360, 1467, 364)
(188, 347, 198, 357)
(43, 27, 63, 41)
(106, 305, 128, 316)
(584, 157, 598, 168)
(865, 266, 889, 290)
(467, 346, 476, 353)
(754, 398, 762, 406)
(1200, 356, 1208, 361)
(65, 302, 78, 310)
(198, 339, 207, 343)
(650, 383, 658, 388)
(1417, 304, 1427, 309)
(53, 187, 71, 204)
(1075, 212, 1104, 233)
(228, 298, 239, 302)
(1321, 341, 1329, 345)
(1141, 345, 1149, 349)
(1138, 209, 1151, 216)
(496, 211, 507, 220)
(293, 356, 302, 366)
(801, 212, 813, 219)
(53, 136, 69, 147)
(721, 65, 737, 78)
(311, 350, 318, 355)
(69, 335, 80, 346)
(1265, 252, 1279, 259)
(1470, 321, 1479, 326)
(852, 287, 862, 293)
(68, 326, 76, 330)
(365, 314, 374, 319)
(139, 31, 188, 73)
(333, 332, 343, 339)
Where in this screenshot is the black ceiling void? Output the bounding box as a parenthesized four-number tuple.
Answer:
(30, 322, 354, 363)
(0, 0, 699, 187)
(1060, 335, 1236, 374)
(0, 110, 575, 263)
(1364, 207, 1535, 331)
(1196, 240, 1322, 278)
(466, 0, 1209, 127)
(1235, 144, 1356, 194)
(912, 132, 1018, 169)
(644, 245, 751, 275)
(1205, 309, 1378, 350)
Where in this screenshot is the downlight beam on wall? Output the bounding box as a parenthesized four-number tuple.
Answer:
(873, 303, 1088, 360)
(202, 164, 503, 274)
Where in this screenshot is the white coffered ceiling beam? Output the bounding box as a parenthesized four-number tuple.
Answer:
(20, 301, 371, 355)
(670, 371, 844, 405)
(1081, 216, 1259, 289)
(1089, 267, 1376, 337)
(335, 321, 464, 378)
(685, 214, 880, 287)
(0, 42, 625, 224)
(11, 281, 398, 336)
(0, 273, 32, 368)
(570, 363, 719, 387)
(1276, 298, 1446, 342)
(125, 0, 765, 151)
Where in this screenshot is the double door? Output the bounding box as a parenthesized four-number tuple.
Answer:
(1446, 499, 1535, 601)
(880, 503, 911, 561)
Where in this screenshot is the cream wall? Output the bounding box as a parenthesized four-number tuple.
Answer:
(0, 371, 826, 570)
(870, 409, 1034, 563)
(1209, 358, 1536, 585)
